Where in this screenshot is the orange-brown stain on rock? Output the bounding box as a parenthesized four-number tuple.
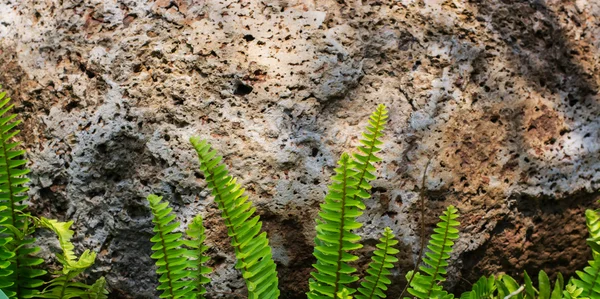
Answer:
(522, 101, 565, 156)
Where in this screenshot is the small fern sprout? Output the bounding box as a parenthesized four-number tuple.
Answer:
(405, 205, 460, 299)
(34, 217, 107, 299)
(459, 275, 495, 299)
(356, 227, 399, 299)
(183, 215, 211, 298)
(147, 194, 192, 299)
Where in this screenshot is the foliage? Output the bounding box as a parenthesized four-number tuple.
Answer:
(356, 227, 399, 299)
(0, 87, 104, 298)
(33, 217, 107, 299)
(406, 205, 460, 299)
(308, 104, 389, 298)
(191, 138, 280, 299)
(147, 194, 211, 299)
(0, 89, 45, 298)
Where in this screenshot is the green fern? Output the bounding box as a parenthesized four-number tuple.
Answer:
(83, 277, 109, 299)
(148, 194, 193, 299)
(33, 217, 106, 299)
(406, 205, 460, 299)
(308, 153, 363, 298)
(147, 195, 211, 299)
(571, 257, 600, 298)
(0, 89, 45, 298)
(308, 105, 388, 298)
(182, 215, 211, 298)
(586, 207, 600, 257)
(191, 138, 280, 299)
(356, 227, 399, 299)
(459, 275, 495, 299)
(351, 104, 388, 206)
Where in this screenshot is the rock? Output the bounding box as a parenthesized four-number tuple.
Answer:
(0, 0, 599, 297)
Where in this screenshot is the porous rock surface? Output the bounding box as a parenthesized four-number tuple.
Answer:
(0, 0, 599, 297)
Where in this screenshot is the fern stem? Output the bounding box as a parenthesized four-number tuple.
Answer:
(366, 235, 391, 299)
(399, 159, 431, 299)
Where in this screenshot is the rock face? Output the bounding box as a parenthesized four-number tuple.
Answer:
(0, 0, 599, 297)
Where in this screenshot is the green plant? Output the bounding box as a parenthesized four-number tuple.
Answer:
(33, 218, 108, 299)
(356, 227, 399, 299)
(147, 194, 211, 299)
(191, 138, 280, 299)
(0, 89, 46, 298)
(405, 205, 460, 299)
(142, 104, 461, 299)
(0, 87, 106, 298)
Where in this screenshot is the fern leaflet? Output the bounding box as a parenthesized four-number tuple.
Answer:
(191, 138, 280, 299)
(356, 227, 398, 299)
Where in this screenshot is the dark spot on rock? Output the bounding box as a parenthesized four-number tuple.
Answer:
(243, 34, 255, 41)
(234, 82, 253, 96)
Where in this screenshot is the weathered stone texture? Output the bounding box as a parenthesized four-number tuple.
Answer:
(0, 0, 599, 297)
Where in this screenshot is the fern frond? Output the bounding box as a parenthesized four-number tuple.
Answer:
(496, 274, 523, 299)
(147, 194, 193, 299)
(351, 104, 388, 205)
(459, 275, 495, 299)
(191, 138, 280, 299)
(34, 217, 103, 299)
(183, 215, 211, 299)
(586, 208, 600, 258)
(0, 90, 45, 298)
(84, 277, 109, 299)
(406, 205, 460, 299)
(572, 257, 600, 299)
(356, 227, 398, 299)
(308, 153, 363, 298)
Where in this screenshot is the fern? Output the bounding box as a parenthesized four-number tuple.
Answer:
(182, 215, 211, 298)
(191, 138, 280, 299)
(406, 205, 460, 299)
(33, 217, 106, 299)
(459, 275, 495, 299)
(351, 104, 388, 207)
(308, 153, 363, 298)
(586, 208, 600, 257)
(356, 227, 398, 299)
(572, 256, 600, 298)
(148, 194, 193, 299)
(83, 277, 109, 299)
(308, 105, 388, 298)
(0, 89, 45, 298)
